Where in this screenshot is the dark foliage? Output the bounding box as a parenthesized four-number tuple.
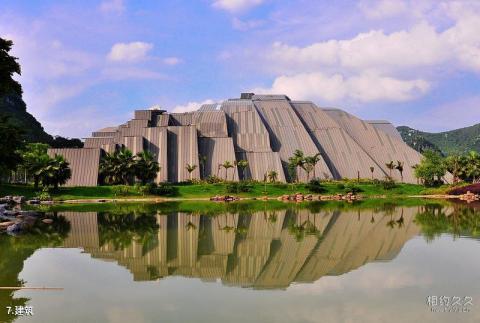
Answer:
(448, 183, 480, 195)
(49, 136, 84, 148)
(0, 114, 24, 173)
(226, 181, 253, 193)
(146, 183, 178, 196)
(306, 179, 327, 193)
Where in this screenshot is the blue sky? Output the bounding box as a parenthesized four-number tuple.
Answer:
(1, 0, 480, 137)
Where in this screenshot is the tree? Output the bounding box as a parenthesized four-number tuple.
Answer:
(236, 159, 249, 180)
(395, 161, 404, 182)
(465, 151, 480, 183)
(414, 150, 447, 186)
(267, 170, 278, 183)
(21, 143, 50, 188)
(305, 153, 321, 179)
(222, 161, 233, 181)
(38, 154, 71, 189)
(198, 154, 207, 178)
(369, 166, 375, 180)
(0, 38, 22, 97)
(385, 161, 395, 178)
(185, 163, 197, 181)
(100, 147, 136, 185)
(135, 151, 159, 184)
(444, 154, 462, 184)
(288, 150, 305, 183)
(0, 115, 24, 175)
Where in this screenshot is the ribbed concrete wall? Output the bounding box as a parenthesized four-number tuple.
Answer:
(222, 99, 286, 181)
(368, 120, 403, 139)
(167, 126, 200, 182)
(84, 137, 115, 148)
(325, 109, 422, 183)
(47, 148, 101, 186)
(143, 127, 168, 182)
(69, 92, 424, 186)
(236, 152, 286, 182)
(198, 137, 238, 180)
(121, 136, 144, 155)
(292, 101, 387, 179)
(253, 98, 332, 181)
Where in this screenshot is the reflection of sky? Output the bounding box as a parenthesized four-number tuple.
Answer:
(15, 235, 480, 323)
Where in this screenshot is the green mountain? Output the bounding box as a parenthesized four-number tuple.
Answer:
(397, 124, 480, 156)
(0, 93, 53, 143)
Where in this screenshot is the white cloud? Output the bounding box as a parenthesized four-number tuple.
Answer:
(359, 0, 407, 19)
(171, 99, 216, 113)
(253, 11, 480, 104)
(107, 42, 153, 63)
(268, 21, 474, 74)
(253, 72, 429, 103)
(99, 0, 125, 14)
(162, 57, 182, 65)
(212, 0, 264, 13)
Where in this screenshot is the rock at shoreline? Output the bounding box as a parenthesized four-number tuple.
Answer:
(42, 218, 53, 224)
(0, 221, 16, 229)
(6, 223, 23, 233)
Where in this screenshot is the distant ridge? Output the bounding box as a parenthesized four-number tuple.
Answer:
(397, 123, 480, 155)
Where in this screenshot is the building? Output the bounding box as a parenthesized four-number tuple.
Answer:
(48, 93, 422, 186)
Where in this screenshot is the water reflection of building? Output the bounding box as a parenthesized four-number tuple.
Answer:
(61, 207, 420, 289)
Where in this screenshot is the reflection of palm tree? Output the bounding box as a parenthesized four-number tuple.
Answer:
(221, 225, 235, 233)
(186, 221, 197, 231)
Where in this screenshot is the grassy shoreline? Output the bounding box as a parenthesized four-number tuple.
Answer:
(0, 182, 453, 203)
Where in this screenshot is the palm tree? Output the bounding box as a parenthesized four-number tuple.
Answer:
(305, 153, 321, 179)
(21, 143, 51, 189)
(267, 170, 278, 183)
(38, 154, 72, 189)
(135, 151, 160, 184)
(198, 154, 207, 178)
(288, 149, 305, 183)
(369, 166, 375, 180)
(466, 151, 480, 183)
(100, 147, 136, 185)
(222, 161, 233, 181)
(217, 163, 222, 178)
(385, 161, 395, 178)
(395, 160, 404, 182)
(185, 163, 197, 180)
(236, 159, 249, 180)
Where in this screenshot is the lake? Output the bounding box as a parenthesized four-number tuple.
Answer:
(1, 200, 479, 323)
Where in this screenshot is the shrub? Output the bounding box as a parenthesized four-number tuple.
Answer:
(35, 187, 51, 201)
(379, 177, 396, 190)
(343, 183, 363, 194)
(148, 183, 178, 196)
(336, 183, 345, 190)
(112, 185, 132, 196)
(306, 179, 327, 193)
(205, 175, 222, 184)
(226, 182, 253, 193)
(133, 184, 149, 196)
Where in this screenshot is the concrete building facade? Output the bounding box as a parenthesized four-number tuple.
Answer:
(48, 93, 422, 186)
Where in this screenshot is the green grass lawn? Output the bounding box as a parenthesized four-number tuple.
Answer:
(0, 181, 446, 202)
